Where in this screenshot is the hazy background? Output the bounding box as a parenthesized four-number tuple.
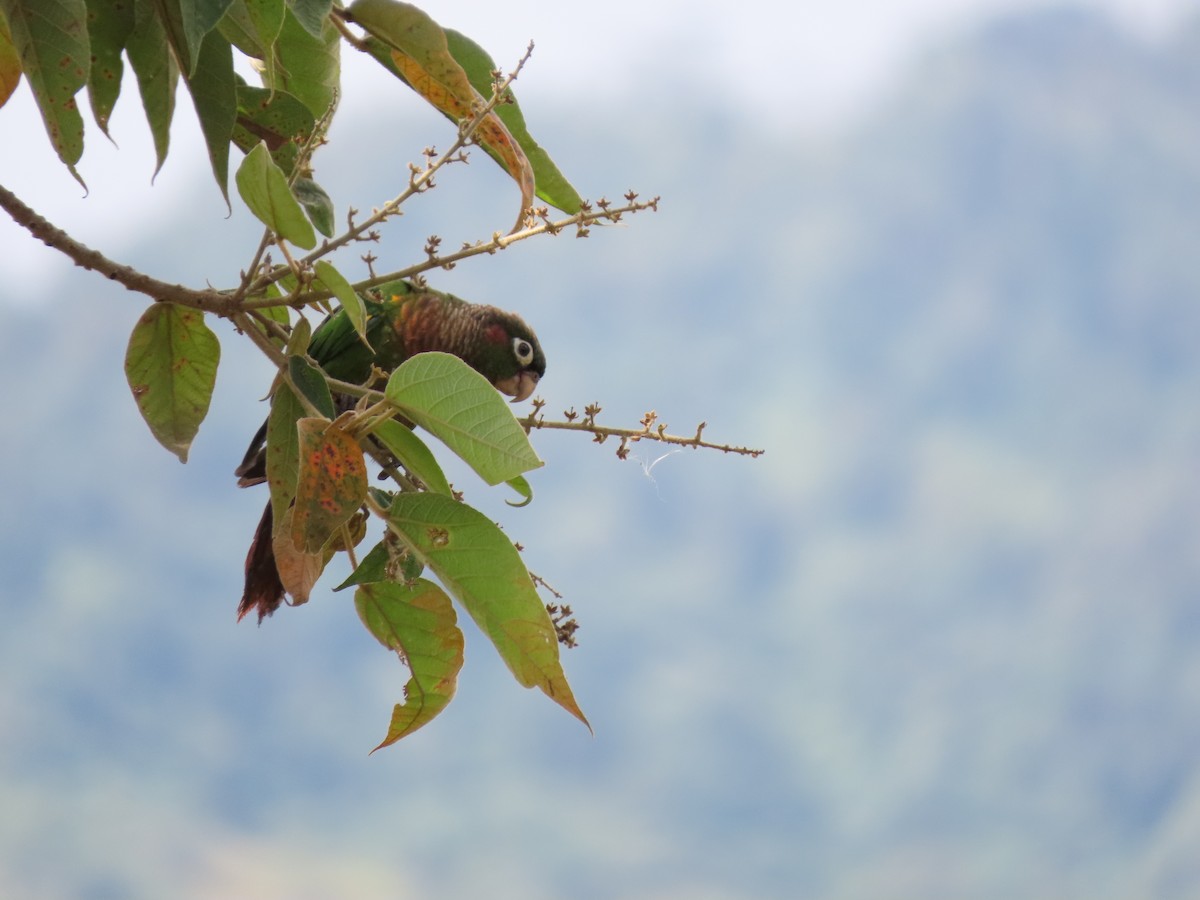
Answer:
(3, 1, 1200, 897)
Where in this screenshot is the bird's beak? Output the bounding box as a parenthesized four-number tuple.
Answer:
(495, 371, 540, 403)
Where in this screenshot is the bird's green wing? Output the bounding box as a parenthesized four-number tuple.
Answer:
(308, 288, 411, 384)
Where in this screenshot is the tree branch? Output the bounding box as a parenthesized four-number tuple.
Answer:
(0, 182, 240, 316)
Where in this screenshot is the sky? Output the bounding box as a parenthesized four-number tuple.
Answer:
(2, 0, 1198, 302)
(5, 3, 1200, 897)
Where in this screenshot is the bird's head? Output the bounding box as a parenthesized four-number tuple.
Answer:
(477, 311, 546, 403)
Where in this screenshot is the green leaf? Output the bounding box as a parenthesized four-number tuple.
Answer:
(182, 28, 236, 204)
(385, 352, 543, 486)
(292, 176, 334, 236)
(444, 28, 583, 214)
(288, 0, 329, 38)
(236, 0, 284, 46)
(287, 354, 335, 418)
(215, 2, 259, 57)
(334, 539, 390, 591)
(356, 578, 464, 749)
(231, 80, 314, 176)
(291, 417, 367, 553)
(387, 492, 587, 729)
(0, 14, 21, 109)
(217, 0, 283, 83)
(371, 419, 451, 495)
(235, 140, 317, 248)
(273, 6, 337, 119)
(265, 382, 304, 525)
(285, 312, 311, 353)
(124, 303, 220, 463)
(83, 0, 132, 136)
(247, 285, 290, 346)
(147, 0, 188, 71)
(0, 0, 89, 182)
(127, 0, 177, 177)
(154, 0, 233, 76)
(505, 474, 533, 508)
(313, 261, 367, 344)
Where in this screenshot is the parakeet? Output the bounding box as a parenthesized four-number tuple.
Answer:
(235, 280, 546, 622)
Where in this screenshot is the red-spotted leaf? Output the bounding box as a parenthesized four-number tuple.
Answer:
(291, 417, 367, 554)
(356, 578, 463, 749)
(124, 303, 220, 463)
(83, 0, 133, 135)
(1, 0, 88, 183)
(387, 492, 588, 729)
(347, 0, 533, 230)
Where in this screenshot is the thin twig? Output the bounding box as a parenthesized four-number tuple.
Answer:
(242, 43, 536, 299)
(236, 195, 661, 310)
(519, 401, 764, 459)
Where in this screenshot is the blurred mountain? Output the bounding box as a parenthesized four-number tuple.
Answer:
(3, 7, 1200, 899)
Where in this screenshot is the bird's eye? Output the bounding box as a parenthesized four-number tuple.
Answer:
(512, 337, 535, 366)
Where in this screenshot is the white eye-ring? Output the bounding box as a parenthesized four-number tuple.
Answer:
(512, 337, 535, 366)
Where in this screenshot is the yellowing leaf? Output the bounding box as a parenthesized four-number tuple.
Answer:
(443, 28, 582, 214)
(356, 579, 463, 749)
(387, 492, 588, 730)
(348, 0, 533, 230)
(0, 10, 24, 109)
(272, 505, 325, 604)
(1, 0, 89, 183)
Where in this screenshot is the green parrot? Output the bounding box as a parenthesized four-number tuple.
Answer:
(235, 280, 547, 622)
